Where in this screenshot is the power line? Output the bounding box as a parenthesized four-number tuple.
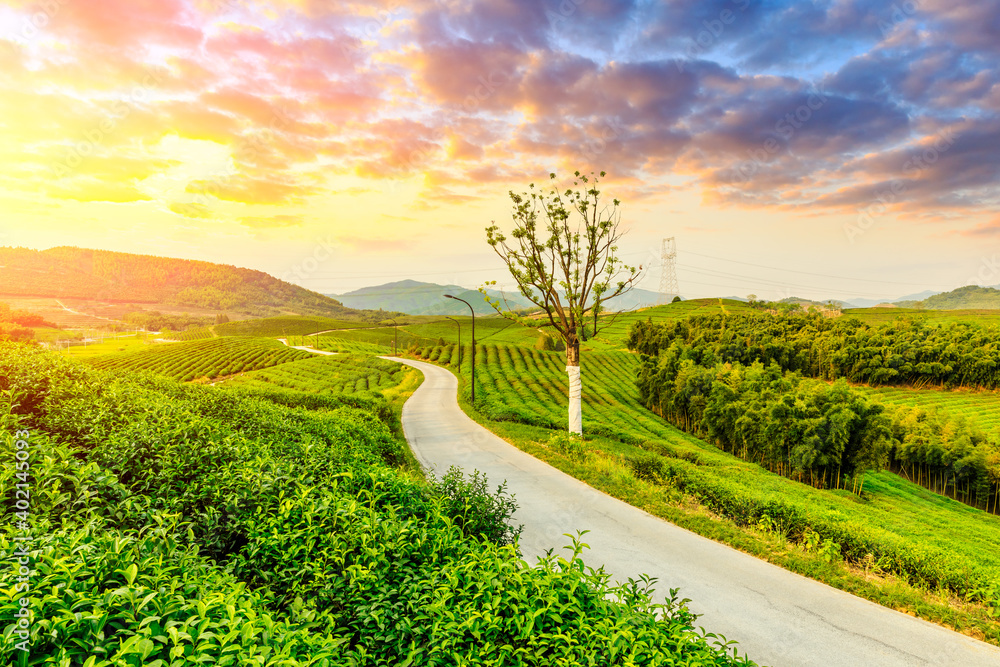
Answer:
(677, 264, 907, 299)
(683, 250, 945, 289)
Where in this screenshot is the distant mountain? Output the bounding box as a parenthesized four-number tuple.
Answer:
(0, 246, 357, 318)
(332, 280, 669, 316)
(601, 287, 672, 311)
(845, 290, 940, 309)
(919, 285, 1000, 310)
(332, 280, 521, 315)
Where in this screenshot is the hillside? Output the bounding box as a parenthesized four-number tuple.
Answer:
(918, 285, 1000, 310)
(0, 246, 357, 318)
(332, 280, 511, 315)
(333, 280, 668, 315)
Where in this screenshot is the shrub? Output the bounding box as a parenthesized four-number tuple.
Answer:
(548, 431, 589, 462)
(626, 452, 667, 483)
(430, 466, 523, 548)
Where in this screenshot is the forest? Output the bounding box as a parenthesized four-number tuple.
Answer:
(0, 302, 59, 342)
(626, 311, 1000, 388)
(628, 314, 1000, 511)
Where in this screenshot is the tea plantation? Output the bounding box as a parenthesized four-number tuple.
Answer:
(220, 354, 409, 395)
(408, 341, 1000, 641)
(83, 337, 313, 381)
(0, 342, 755, 666)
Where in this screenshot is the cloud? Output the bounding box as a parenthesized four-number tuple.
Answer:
(186, 174, 320, 205)
(239, 214, 304, 228)
(48, 180, 153, 203)
(169, 202, 213, 219)
(0, 0, 997, 231)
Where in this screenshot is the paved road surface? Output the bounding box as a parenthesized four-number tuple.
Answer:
(277, 339, 337, 355)
(386, 356, 1000, 667)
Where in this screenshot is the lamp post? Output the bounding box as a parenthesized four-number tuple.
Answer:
(387, 317, 399, 356)
(444, 294, 474, 403)
(445, 316, 461, 367)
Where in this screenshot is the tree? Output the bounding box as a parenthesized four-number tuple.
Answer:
(671, 295, 682, 303)
(484, 171, 642, 434)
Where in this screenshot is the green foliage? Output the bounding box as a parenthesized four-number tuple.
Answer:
(920, 285, 1000, 310)
(627, 452, 667, 483)
(429, 466, 523, 547)
(633, 355, 892, 491)
(626, 310, 1000, 389)
(0, 517, 341, 665)
(407, 340, 1000, 611)
(0, 302, 57, 328)
(628, 314, 1000, 511)
(548, 431, 589, 462)
(535, 332, 565, 351)
(121, 310, 212, 332)
(0, 342, 757, 666)
(671, 295, 682, 303)
(221, 354, 407, 396)
(215, 315, 367, 337)
(83, 336, 313, 381)
(482, 170, 641, 351)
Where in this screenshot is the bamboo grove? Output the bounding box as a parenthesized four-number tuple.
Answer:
(628, 315, 1000, 511)
(627, 311, 1000, 388)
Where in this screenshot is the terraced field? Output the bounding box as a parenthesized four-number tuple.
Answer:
(313, 327, 430, 352)
(588, 299, 755, 350)
(221, 354, 408, 395)
(843, 308, 1000, 326)
(215, 315, 369, 337)
(163, 326, 215, 341)
(85, 337, 313, 381)
(418, 342, 709, 442)
(855, 385, 1000, 435)
(408, 341, 1000, 637)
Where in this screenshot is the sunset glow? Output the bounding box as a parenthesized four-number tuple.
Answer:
(1, 0, 998, 299)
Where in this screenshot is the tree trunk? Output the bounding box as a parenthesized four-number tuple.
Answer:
(566, 337, 582, 435)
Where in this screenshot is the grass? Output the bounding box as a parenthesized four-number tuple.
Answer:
(468, 416, 1000, 644)
(407, 341, 1000, 644)
(220, 353, 411, 395)
(83, 336, 313, 381)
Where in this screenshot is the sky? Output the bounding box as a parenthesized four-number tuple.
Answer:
(0, 0, 998, 303)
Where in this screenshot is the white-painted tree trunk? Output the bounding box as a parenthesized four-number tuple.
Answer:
(567, 364, 582, 435)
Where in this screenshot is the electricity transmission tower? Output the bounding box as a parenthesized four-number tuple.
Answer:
(658, 237, 679, 303)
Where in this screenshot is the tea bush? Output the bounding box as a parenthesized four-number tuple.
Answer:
(0, 342, 756, 666)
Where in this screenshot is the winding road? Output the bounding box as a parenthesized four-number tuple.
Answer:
(386, 356, 1000, 667)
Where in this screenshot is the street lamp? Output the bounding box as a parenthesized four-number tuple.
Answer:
(445, 316, 461, 367)
(387, 317, 399, 356)
(444, 294, 475, 403)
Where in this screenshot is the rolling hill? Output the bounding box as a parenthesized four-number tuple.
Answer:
(332, 280, 669, 315)
(917, 285, 1000, 309)
(332, 280, 510, 316)
(0, 246, 360, 318)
